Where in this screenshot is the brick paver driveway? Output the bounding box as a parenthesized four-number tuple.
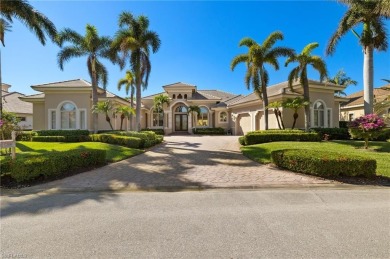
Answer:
(24, 136, 337, 192)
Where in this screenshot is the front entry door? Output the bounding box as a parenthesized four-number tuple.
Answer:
(175, 114, 188, 131)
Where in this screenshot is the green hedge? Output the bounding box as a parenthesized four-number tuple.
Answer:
(244, 132, 321, 145)
(193, 127, 225, 135)
(251, 129, 304, 134)
(339, 121, 349, 128)
(271, 149, 376, 177)
(141, 128, 165, 135)
(376, 128, 390, 141)
(36, 130, 90, 136)
(238, 136, 246, 146)
(16, 131, 37, 141)
(1, 149, 106, 183)
(310, 128, 350, 140)
(32, 136, 66, 142)
(112, 131, 162, 148)
(90, 134, 141, 149)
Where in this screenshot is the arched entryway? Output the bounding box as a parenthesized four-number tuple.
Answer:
(173, 104, 188, 132)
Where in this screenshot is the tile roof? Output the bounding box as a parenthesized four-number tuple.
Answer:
(3, 92, 32, 114)
(163, 82, 196, 88)
(31, 79, 91, 88)
(341, 87, 390, 107)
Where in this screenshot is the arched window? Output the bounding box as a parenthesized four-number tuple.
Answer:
(175, 105, 188, 113)
(219, 111, 227, 123)
(197, 107, 209, 126)
(313, 101, 325, 127)
(61, 102, 76, 129)
(152, 109, 164, 127)
(184, 94, 187, 99)
(177, 94, 183, 99)
(172, 94, 176, 99)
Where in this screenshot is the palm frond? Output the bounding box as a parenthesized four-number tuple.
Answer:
(57, 46, 86, 70)
(262, 31, 283, 50)
(230, 54, 248, 71)
(118, 12, 134, 28)
(239, 37, 256, 48)
(302, 42, 319, 55)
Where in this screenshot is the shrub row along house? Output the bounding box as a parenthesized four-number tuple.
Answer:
(20, 79, 348, 135)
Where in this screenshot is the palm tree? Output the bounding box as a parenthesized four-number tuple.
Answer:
(187, 105, 201, 131)
(153, 94, 170, 128)
(382, 79, 390, 84)
(57, 24, 118, 133)
(92, 100, 114, 130)
(282, 97, 310, 129)
(112, 12, 161, 131)
(266, 101, 285, 129)
(115, 105, 135, 131)
(326, 0, 389, 115)
(117, 70, 136, 130)
(231, 31, 294, 130)
(0, 0, 57, 119)
(327, 69, 357, 96)
(285, 42, 327, 131)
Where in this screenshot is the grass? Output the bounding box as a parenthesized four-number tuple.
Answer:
(1, 141, 143, 163)
(241, 140, 390, 178)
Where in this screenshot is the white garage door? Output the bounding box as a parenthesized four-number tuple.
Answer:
(237, 114, 251, 135)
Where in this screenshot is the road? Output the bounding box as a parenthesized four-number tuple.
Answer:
(1, 188, 389, 258)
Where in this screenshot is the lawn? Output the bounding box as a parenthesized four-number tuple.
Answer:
(241, 140, 390, 177)
(2, 141, 143, 163)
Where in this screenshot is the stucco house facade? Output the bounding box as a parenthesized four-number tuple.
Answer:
(20, 79, 132, 131)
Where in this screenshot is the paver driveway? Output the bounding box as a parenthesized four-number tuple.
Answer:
(23, 136, 337, 192)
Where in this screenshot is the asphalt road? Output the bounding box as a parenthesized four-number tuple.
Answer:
(1, 188, 390, 258)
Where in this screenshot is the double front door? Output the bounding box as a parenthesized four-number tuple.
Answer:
(175, 114, 188, 131)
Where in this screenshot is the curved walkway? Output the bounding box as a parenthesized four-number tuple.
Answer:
(20, 136, 338, 193)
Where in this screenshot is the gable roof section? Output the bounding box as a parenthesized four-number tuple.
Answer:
(3, 92, 33, 114)
(163, 82, 196, 88)
(341, 87, 390, 108)
(31, 79, 91, 88)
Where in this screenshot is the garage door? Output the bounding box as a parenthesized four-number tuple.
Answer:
(237, 114, 251, 135)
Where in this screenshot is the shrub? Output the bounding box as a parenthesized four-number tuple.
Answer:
(252, 129, 304, 133)
(310, 128, 350, 140)
(113, 131, 161, 148)
(90, 134, 141, 149)
(238, 136, 246, 146)
(16, 131, 37, 141)
(1, 149, 106, 183)
(348, 114, 386, 149)
(32, 136, 66, 142)
(36, 130, 90, 136)
(141, 128, 164, 135)
(339, 121, 348, 128)
(244, 132, 321, 145)
(193, 127, 225, 135)
(376, 128, 390, 141)
(271, 149, 376, 177)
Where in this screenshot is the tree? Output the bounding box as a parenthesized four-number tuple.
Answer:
(112, 12, 161, 131)
(115, 105, 135, 131)
(231, 31, 294, 130)
(118, 70, 136, 130)
(0, 0, 57, 119)
(57, 24, 118, 133)
(327, 0, 389, 115)
(187, 105, 201, 130)
(282, 97, 310, 129)
(92, 100, 114, 130)
(153, 94, 170, 128)
(285, 42, 327, 131)
(0, 111, 20, 140)
(326, 69, 357, 96)
(266, 101, 285, 129)
(382, 79, 390, 84)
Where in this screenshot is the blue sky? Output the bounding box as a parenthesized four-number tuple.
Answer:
(2, 0, 390, 98)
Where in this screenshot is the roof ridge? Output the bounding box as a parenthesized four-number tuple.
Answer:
(31, 78, 91, 87)
(163, 82, 196, 87)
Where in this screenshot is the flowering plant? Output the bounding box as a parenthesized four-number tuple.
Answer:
(348, 114, 386, 149)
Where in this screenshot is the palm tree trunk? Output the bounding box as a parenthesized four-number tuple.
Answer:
(0, 49, 3, 120)
(91, 57, 99, 133)
(363, 45, 374, 115)
(292, 112, 298, 129)
(278, 110, 285, 129)
(120, 114, 124, 131)
(261, 69, 269, 130)
(303, 74, 310, 131)
(274, 109, 281, 129)
(105, 114, 114, 130)
(135, 78, 142, 132)
(129, 87, 134, 131)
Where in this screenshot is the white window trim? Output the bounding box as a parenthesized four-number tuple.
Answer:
(151, 108, 164, 128)
(48, 109, 56, 130)
(311, 99, 330, 128)
(197, 106, 210, 128)
(219, 111, 228, 123)
(48, 101, 87, 130)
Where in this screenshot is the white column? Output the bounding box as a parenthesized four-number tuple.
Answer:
(249, 111, 258, 131)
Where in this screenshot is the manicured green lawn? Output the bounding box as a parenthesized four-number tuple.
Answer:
(3, 141, 143, 163)
(241, 140, 390, 177)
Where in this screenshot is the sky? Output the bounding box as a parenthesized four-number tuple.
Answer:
(2, 0, 390, 98)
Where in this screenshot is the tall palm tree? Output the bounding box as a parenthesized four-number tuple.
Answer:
(282, 97, 310, 129)
(326, 0, 389, 115)
(117, 70, 136, 130)
(112, 12, 161, 131)
(266, 101, 284, 129)
(115, 105, 135, 131)
(187, 105, 201, 131)
(92, 100, 114, 130)
(231, 31, 294, 130)
(153, 94, 170, 128)
(0, 0, 57, 119)
(285, 42, 327, 131)
(57, 24, 118, 133)
(327, 69, 357, 96)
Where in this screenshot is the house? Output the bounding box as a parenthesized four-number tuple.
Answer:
(2, 83, 33, 129)
(141, 80, 346, 135)
(340, 84, 390, 122)
(20, 79, 132, 131)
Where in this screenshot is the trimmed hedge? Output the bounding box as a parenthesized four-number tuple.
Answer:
(238, 136, 246, 146)
(36, 130, 90, 136)
(244, 132, 321, 145)
(32, 136, 66, 142)
(113, 131, 162, 148)
(90, 134, 141, 149)
(141, 128, 165, 135)
(339, 121, 348, 128)
(376, 128, 390, 141)
(16, 131, 37, 141)
(193, 127, 225, 135)
(311, 128, 350, 140)
(251, 129, 304, 134)
(1, 149, 106, 183)
(271, 149, 376, 177)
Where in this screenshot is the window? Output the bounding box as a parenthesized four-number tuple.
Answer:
(313, 101, 325, 127)
(152, 109, 163, 127)
(51, 111, 56, 129)
(60, 102, 76, 129)
(175, 105, 188, 113)
(349, 113, 354, 121)
(327, 109, 331, 127)
(80, 110, 86, 129)
(177, 94, 183, 99)
(197, 107, 209, 126)
(184, 94, 187, 99)
(17, 117, 26, 122)
(172, 94, 176, 99)
(219, 111, 227, 123)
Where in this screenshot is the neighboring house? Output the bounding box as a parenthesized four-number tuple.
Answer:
(340, 84, 390, 122)
(20, 79, 131, 131)
(2, 83, 33, 129)
(141, 81, 346, 135)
